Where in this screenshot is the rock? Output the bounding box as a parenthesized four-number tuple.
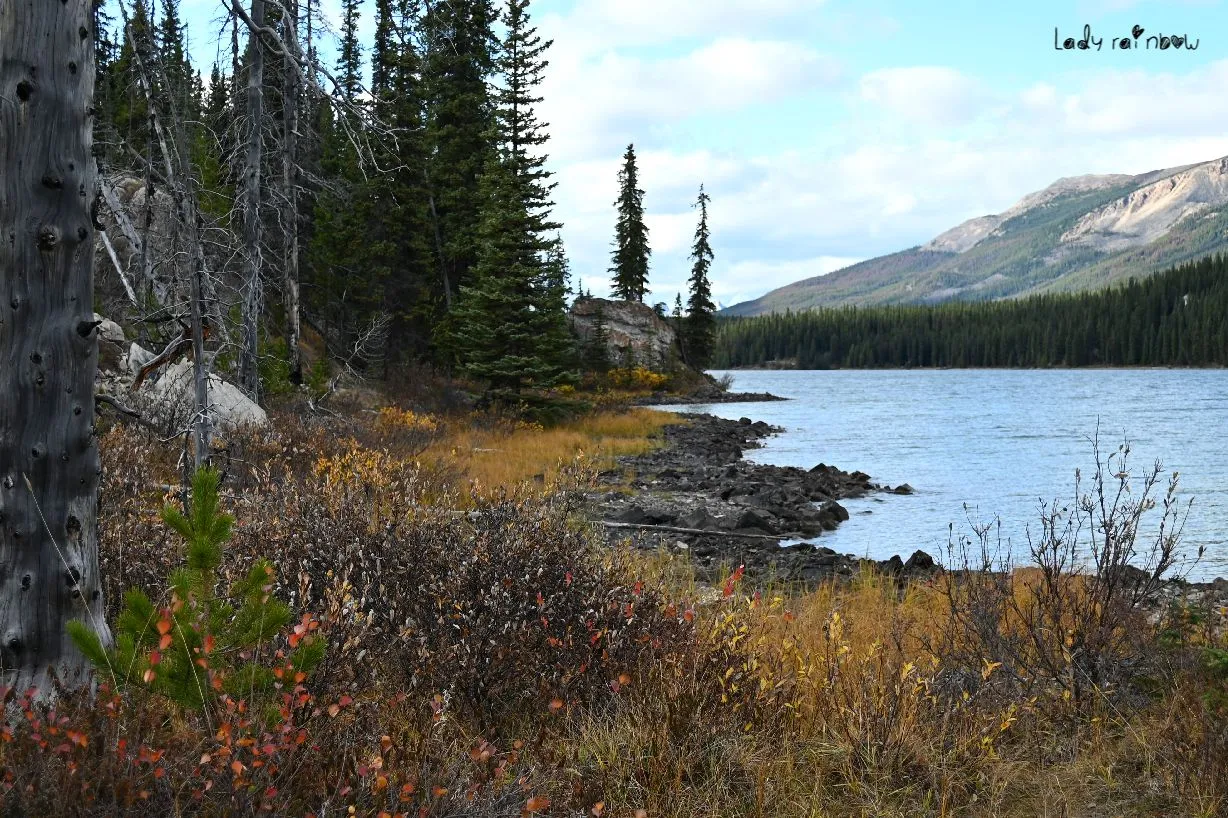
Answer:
(138, 360, 269, 432)
(738, 417, 752, 425)
(893, 483, 915, 495)
(125, 342, 154, 376)
(614, 505, 650, 525)
(879, 555, 905, 576)
(904, 550, 937, 574)
(93, 314, 125, 345)
(676, 508, 718, 531)
(734, 508, 775, 534)
(569, 297, 678, 370)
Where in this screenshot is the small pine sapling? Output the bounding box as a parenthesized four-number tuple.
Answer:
(69, 468, 325, 710)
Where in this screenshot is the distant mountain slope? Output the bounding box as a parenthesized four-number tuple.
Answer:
(723, 156, 1228, 316)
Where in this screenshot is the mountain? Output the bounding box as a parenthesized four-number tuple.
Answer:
(723, 156, 1228, 316)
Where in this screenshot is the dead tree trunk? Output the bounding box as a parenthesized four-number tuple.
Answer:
(0, 0, 111, 691)
(282, 0, 303, 386)
(237, 0, 266, 401)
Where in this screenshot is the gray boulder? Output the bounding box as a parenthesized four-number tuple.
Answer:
(138, 360, 268, 432)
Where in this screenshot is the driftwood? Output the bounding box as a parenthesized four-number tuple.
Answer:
(593, 520, 790, 542)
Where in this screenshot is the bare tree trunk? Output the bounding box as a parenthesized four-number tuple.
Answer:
(0, 0, 111, 691)
(237, 0, 266, 401)
(282, 0, 303, 386)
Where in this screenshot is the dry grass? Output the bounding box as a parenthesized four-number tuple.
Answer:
(420, 408, 677, 502)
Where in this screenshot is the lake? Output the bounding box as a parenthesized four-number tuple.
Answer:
(658, 369, 1228, 582)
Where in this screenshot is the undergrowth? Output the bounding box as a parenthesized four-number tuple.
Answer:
(2, 407, 1224, 817)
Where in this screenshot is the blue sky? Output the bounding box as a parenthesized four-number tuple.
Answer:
(181, 0, 1228, 306)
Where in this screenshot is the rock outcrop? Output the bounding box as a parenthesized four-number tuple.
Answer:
(95, 176, 190, 308)
(570, 297, 678, 369)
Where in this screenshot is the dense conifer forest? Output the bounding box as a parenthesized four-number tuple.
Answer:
(83, 0, 716, 400)
(714, 255, 1228, 369)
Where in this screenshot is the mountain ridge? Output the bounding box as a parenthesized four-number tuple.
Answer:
(723, 155, 1228, 316)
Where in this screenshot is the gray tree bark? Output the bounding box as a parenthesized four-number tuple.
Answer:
(237, 0, 266, 401)
(282, 0, 303, 386)
(0, 0, 111, 691)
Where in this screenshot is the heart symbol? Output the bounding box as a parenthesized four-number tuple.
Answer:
(1132, 25, 1144, 38)
(1172, 35, 1185, 48)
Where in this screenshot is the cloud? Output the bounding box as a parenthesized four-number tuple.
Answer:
(858, 66, 992, 127)
(540, 37, 841, 162)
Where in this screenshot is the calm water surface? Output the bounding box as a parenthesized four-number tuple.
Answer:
(658, 369, 1228, 581)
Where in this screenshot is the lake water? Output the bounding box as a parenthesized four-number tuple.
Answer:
(658, 369, 1228, 582)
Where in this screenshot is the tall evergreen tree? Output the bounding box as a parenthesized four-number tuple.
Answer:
(684, 183, 716, 367)
(609, 143, 650, 302)
(337, 0, 363, 101)
(452, 0, 573, 391)
(421, 0, 495, 326)
(157, 0, 193, 114)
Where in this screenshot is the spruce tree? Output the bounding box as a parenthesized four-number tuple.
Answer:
(609, 143, 650, 302)
(157, 0, 193, 115)
(452, 0, 574, 392)
(422, 0, 495, 329)
(337, 0, 363, 101)
(684, 183, 716, 368)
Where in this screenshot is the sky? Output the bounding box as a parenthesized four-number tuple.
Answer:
(181, 0, 1228, 308)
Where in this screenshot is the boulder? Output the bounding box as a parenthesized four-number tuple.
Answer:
(569, 297, 678, 369)
(676, 508, 718, 531)
(904, 550, 938, 574)
(125, 342, 154, 376)
(93, 314, 127, 374)
(138, 360, 268, 432)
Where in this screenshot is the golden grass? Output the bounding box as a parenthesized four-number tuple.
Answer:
(423, 408, 678, 502)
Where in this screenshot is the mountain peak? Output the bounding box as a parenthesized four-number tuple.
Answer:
(723, 154, 1228, 317)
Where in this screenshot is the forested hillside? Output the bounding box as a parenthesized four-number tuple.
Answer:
(715, 254, 1228, 368)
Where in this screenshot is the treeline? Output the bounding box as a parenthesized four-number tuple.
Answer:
(89, 0, 578, 398)
(87, 0, 720, 402)
(714, 255, 1228, 368)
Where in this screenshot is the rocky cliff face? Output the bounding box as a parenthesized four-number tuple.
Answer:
(570, 297, 678, 368)
(1060, 157, 1228, 252)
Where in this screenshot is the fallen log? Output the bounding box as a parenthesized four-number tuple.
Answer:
(592, 520, 791, 542)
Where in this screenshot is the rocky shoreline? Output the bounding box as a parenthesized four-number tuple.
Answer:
(632, 390, 787, 406)
(588, 413, 934, 586)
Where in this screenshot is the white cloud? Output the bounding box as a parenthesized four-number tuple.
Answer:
(541, 37, 841, 162)
(858, 66, 992, 127)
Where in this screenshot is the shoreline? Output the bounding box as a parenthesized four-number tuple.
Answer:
(589, 411, 1228, 598)
(588, 412, 933, 587)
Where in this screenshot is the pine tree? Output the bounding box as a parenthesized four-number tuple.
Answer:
(157, 0, 193, 115)
(422, 0, 495, 329)
(672, 293, 683, 319)
(337, 0, 363, 101)
(684, 184, 716, 368)
(368, 0, 436, 359)
(452, 0, 574, 392)
(609, 143, 650, 302)
(586, 302, 611, 372)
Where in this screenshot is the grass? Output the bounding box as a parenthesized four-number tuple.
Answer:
(420, 408, 677, 502)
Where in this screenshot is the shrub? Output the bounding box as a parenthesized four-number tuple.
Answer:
(934, 434, 1196, 717)
(71, 468, 324, 711)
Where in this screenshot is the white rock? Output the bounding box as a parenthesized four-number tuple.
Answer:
(92, 313, 126, 345)
(140, 360, 269, 432)
(125, 342, 154, 376)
